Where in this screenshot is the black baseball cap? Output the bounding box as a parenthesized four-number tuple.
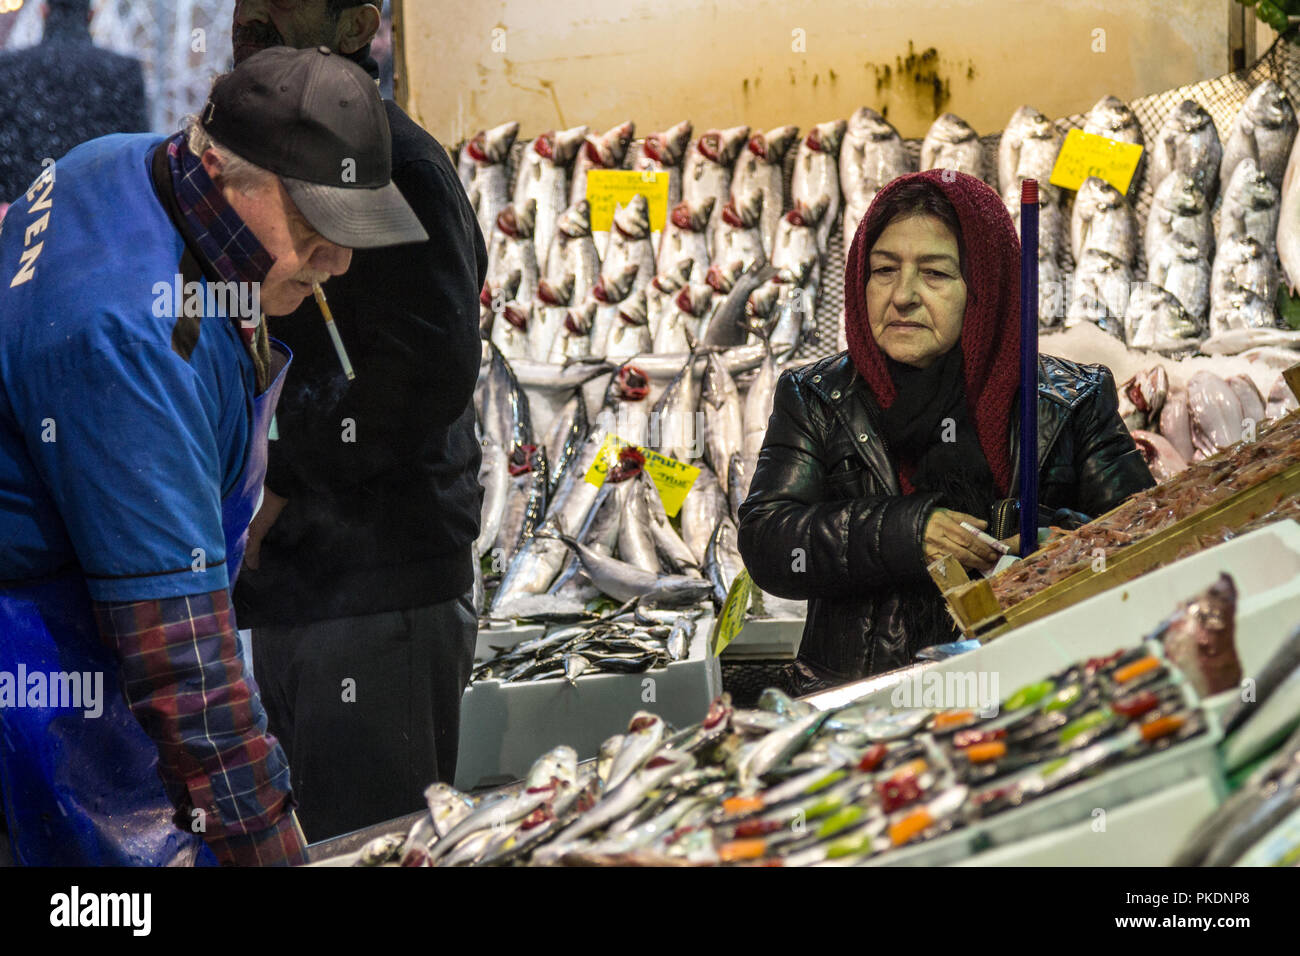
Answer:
(201, 46, 428, 249)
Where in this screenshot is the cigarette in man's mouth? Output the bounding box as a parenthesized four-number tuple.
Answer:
(313, 281, 356, 381)
(960, 521, 1011, 555)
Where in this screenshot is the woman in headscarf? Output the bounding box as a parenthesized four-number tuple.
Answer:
(737, 170, 1154, 694)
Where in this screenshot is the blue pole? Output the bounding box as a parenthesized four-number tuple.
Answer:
(1019, 180, 1039, 559)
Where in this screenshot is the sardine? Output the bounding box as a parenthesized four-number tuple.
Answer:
(1220, 79, 1297, 194)
(514, 125, 589, 275)
(737, 710, 834, 789)
(1149, 100, 1221, 201)
(682, 126, 751, 258)
(840, 107, 912, 254)
(920, 112, 985, 181)
(791, 119, 847, 255)
(630, 120, 694, 209)
(731, 125, 800, 258)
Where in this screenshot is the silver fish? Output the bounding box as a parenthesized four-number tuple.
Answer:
(704, 514, 746, 609)
(486, 199, 539, 309)
(646, 258, 696, 342)
(1129, 429, 1188, 483)
(546, 532, 713, 607)
(492, 444, 548, 565)
(1187, 371, 1244, 456)
(1070, 176, 1137, 265)
(530, 273, 575, 362)
(683, 126, 751, 258)
(713, 188, 766, 274)
(737, 709, 833, 789)
(731, 124, 800, 259)
(1145, 172, 1212, 268)
(1147, 233, 1210, 321)
(425, 785, 554, 864)
(699, 261, 777, 348)
(630, 120, 694, 209)
(743, 343, 779, 461)
(680, 464, 728, 566)
(791, 119, 847, 255)
(1159, 387, 1195, 461)
(464, 121, 521, 247)
(589, 263, 642, 358)
(1278, 126, 1300, 294)
(474, 438, 510, 560)
(604, 288, 653, 362)
(1217, 157, 1280, 250)
(641, 470, 700, 573)
(650, 353, 700, 464)
(1226, 374, 1267, 426)
(513, 125, 589, 275)
(653, 283, 712, 354)
(657, 197, 714, 279)
(542, 391, 589, 499)
(477, 340, 532, 455)
(1083, 94, 1144, 148)
(1149, 100, 1221, 201)
(1065, 248, 1133, 339)
(602, 193, 656, 297)
(1125, 283, 1200, 354)
(728, 451, 754, 523)
(549, 299, 598, 364)
(920, 112, 985, 180)
(616, 473, 663, 574)
(627, 342, 768, 382)
(479, 268, 522, 339)
(702, 352, 744, 489)
(998, 105, 1062, 195)
(605, 712, 666, 792)
(1210, 236, 1278, 342)
(570, 120, 635, 208)
(545, 200, 600, 309)
(1221, 79, 1297, 194)
(840, 107, 912, 254)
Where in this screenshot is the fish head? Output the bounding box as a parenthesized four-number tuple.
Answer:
(1171, 100, 1210, 134)
(475, 120, 519, 163)
(565, 299, 598, 334)
(656, 258, 695, 292)
(1087, 95, 1136, 134)
(716, 125, 753, 164)
(744, 277, 783, 326)
(607, 444, 647, 482)
(1246, 79, 1292, 128)
(537, 274, 576, 306)
(616, 289, 649, 326)
(587, 120, 636, 166)
(761, 125, 801, 162)
(502, 301, 531, 331)
(672, 196, 714, 232)
(932, 112, 977, 143)
(676, 282, 714, 317)
(723, 188, 763, 228)
(848, 106, 888, 135)
(807, 118, 848, 155)
(613, 193, 651, 237)
(596, 262, 641, 303)
(707, 259, 744, 294)
(645, 120, 694, 165)
(557, 200, 592, 238)
(551, 125, 591, 164)
(508, 443, 541, 475)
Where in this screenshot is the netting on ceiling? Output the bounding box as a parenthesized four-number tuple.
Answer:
(470, 37, 1298, 370)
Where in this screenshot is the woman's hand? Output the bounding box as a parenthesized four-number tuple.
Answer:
(923, 508, 1003, 572)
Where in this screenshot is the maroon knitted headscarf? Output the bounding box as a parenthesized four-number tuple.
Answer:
(843, 169, 1022, 496)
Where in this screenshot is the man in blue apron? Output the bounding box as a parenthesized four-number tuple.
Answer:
(0, 46, 427, 866)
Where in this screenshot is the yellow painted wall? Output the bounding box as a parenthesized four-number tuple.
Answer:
(396, 0, 1230, 145)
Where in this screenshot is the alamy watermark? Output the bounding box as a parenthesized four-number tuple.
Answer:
(890, 668, 1000, 717)
(0, 665, 103, 718)
(152, 274, 261, 327)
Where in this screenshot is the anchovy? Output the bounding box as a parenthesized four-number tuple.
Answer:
(730, 125, 799, 258)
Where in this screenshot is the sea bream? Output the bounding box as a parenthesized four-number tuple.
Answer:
(513, 125, 589, 274)
(603, 289, 653, 363)
(1149, 100, 1221, 201)
(1065, 248, 1132, 340)
(920, 113, 985, 181)
(463, 121, 521, 245)
(589, 263, 642, 358)
(544, 200, 601, 311)
(654, 283, 713, 354)
(1147, 233, 1210, 322)
(1125, 283, 1200, 354)
(731, 125, 800, 259)
(657, 197, 714, 280)
(1083, 95, 1144, 148)
(1070, 176, 1137, 265)
(713, 188, 766, 273)
(486, 199, 540, 308)
(1144, 172, 1212, 268)
(1220, 79, 1297, 194)
(1277, 125, 1300, 294)
(998, 105, 1062, 194)
(1209, 235, 1278, 344)
(630, 120, 693, 209)
(840, 107, 912, 254)
(790, 119, 847, 255)
(602, 193, 656, 298)
(683, 126, 751, 257)
(1217, 157, 1280, 250)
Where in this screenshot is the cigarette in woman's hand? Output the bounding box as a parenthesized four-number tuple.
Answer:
(960, 521, 1011, 555)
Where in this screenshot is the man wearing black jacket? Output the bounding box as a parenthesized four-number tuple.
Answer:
(229, 1, 486, 841)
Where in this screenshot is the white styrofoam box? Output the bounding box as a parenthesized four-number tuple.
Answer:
(455, 614, 722, 791)
(952, 775, 1222, 867)
(474, 620, 546, 662)
(723, 615, 804, 660)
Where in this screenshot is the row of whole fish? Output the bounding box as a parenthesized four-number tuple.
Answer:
(1117, 364, 1298, 482)
(472, 337, 795, 622)
(357, 574, 1238, 866)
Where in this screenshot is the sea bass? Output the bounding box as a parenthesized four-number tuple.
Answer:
(790, 119, 847, 255)
(545, 200, 601, 310)
(603, 289, 653, 362)
(602, 193, 656, 298)
(713, 188, 766, 273)
(657, 197, 714, 279)
(485, 199, 539, 308)
(630, 120, 694, 209)
(531, 273, 575, 362)
(514, 125, 589, 275)
(570, 120, 635, 208)
(589, 263, 642, 358)
(683, 126, 751, 258)
(731, 125, 800, 259)
(549, 299, 598, 363)
(654, 283, 712, 354)
(464, 121, 521, 244)
(646, 258, 696, 341)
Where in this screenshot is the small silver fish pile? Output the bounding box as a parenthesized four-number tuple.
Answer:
(472, 611, 700, 685)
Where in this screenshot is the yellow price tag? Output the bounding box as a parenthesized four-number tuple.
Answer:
(711, 569, 753, 657)
(1049, 129, 1145, 195)
(586, 170, 670, 234)
(583, 433, 700, 517)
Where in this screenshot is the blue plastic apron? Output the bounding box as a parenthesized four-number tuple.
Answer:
(0, 341, 290, 866)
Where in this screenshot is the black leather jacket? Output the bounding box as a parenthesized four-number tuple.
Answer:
(737, 351, 1155, 693)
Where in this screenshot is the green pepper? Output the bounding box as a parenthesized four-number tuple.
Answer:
(827, 834, 874, 859)
(817, 805, 866, 839)
(804, 794, 845, 819)
(1003, 680, 1054, 712)
(1044, 683, 1081, 712)
(1060, 708, 1110, 744)
(1039, 756, 1069, 777)
(804, 768, 849, 795)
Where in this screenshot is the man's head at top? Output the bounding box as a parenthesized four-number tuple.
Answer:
(232, 1, 382, 66)
(191, 46, 426, 315)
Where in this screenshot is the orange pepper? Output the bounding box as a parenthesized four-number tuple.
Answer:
(718, 839, 769, 862)
(1139, 714, 1185, 741)
(889, 809, 934, 846)
(1113, 656, 1160, 684)
(964, 741, 1007, 763)
(931, 710, 975, 731)
(722, 796, 764, 816)
(889, 758, 928, 781)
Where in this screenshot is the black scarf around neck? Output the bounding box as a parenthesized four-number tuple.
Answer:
(878, 346, 998, 520)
